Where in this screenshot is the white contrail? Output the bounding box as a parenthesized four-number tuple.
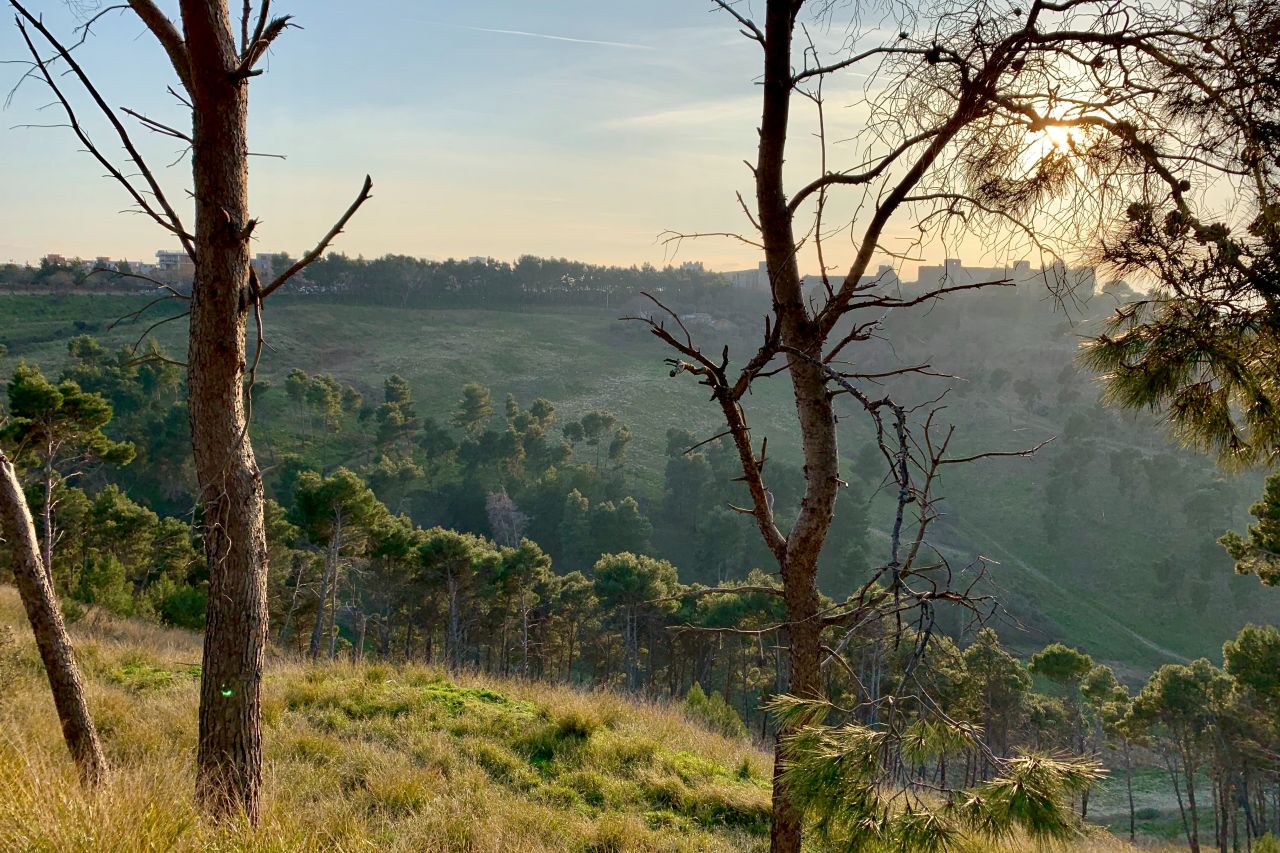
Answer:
(413, 21, 653, 50)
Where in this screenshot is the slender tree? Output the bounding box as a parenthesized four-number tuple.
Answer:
(0, 449, 107, 786)
(636, 3, 1270, 847)
(591, 552, 679, 690)
(292, 469, 387, 661)
(8, 0, 372, 820)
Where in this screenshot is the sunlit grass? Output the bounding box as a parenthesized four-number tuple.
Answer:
(0, 586, 770, 851)
(0, 586, 1192, 851)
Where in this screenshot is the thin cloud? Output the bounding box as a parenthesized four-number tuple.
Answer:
(415, 21, 653, 51)
(604, 96, 759, 130)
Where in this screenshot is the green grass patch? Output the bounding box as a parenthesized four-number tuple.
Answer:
(108, 656, 200, 692)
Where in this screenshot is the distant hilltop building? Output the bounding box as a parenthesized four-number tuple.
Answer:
(149, 249, 286, 288)
(725, 261, 770, 291)
(726, 261, 902, 293)
(917, 258, 1095, 293)
(252, 252, 288, 282)
(727, 257, 1095, 296)
(803, 264, 899, 294)
(155, 249, 195, 286)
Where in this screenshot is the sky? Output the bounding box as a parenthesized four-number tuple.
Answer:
(0, 1, 998, 274)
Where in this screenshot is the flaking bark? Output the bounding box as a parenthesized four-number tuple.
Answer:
(0, 450, 107, 787)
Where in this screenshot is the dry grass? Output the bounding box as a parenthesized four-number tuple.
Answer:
(0, 587, 1189, 851)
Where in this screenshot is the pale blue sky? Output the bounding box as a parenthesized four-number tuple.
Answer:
(0, 1, 778, 269)
(0, 2, 973, 273)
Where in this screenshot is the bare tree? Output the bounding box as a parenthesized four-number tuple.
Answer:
(486, 488, 529, 549)
(8, 1, 371, 821)
(0, 449, 106, 786)
(639, 2, 1269, 849)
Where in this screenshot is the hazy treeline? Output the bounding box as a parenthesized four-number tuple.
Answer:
(0, 254, 735, 308)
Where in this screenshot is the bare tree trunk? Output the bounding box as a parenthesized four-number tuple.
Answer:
(521, 592, 531, 678)
(325, 562, 341, 660)
(756, 4, 838, 849)
(353, 612, 367, 664)
(1125, 740, 1137, 842)
(447, 572, 461, 670)
(278, 557, 305, 647)
(625, 607, 639, 690)
(180, 1, 268, 821)
(1169, 754, 1194, 851)
(309, 525, 341, 661)
(309, 552, 332, 660)
(0, 451, 107, 786)
(41, 456, 55, 583)
(566, 624, 576, 682)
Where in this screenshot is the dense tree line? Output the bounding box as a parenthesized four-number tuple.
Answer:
(0, 253, 736, 310)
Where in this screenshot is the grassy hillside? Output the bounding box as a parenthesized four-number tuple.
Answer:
(0, 586, 772, 851)
(0, 588, 1188, 852)
(2, 292, 1277, 675)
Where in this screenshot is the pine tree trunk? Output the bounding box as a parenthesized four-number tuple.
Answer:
(0, 451, 107, 786)
(354, 612, 367, 663)
(1170, 754, 1193, 851)
(181, 1, 268, 821)
(521, 594, 531, 678)
(1187, 751, 1203, 853)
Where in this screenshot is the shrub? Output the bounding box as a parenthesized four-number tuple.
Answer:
(60, 598, 85, 624)
(152, 582, 207, 630)
(77, 554, 133, 615)
(683, 683, 748, 740)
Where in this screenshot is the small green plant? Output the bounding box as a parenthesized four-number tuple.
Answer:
(683, 683, 748, 740)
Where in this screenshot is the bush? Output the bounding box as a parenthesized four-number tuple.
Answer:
(152, 582, 207, 630)
(1256, 836, 1280, 853)
(682, 683, 748, 740)
(60, 597, 86, 624)
(77, 554, 133, 615)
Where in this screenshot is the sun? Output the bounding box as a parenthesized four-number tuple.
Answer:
(1022, 122, 1081, 168)
(1041, 124, 1076, 150)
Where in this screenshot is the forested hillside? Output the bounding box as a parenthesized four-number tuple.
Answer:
(1, 283, 1271, 674)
